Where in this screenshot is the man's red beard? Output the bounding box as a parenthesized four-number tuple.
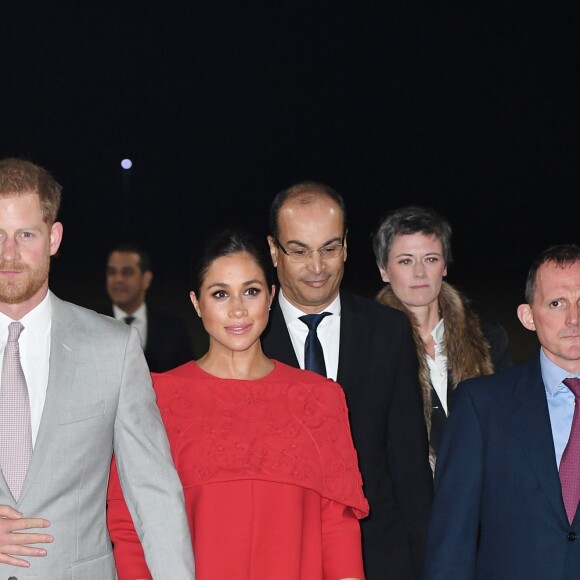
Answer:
(0, 257, 50, 305)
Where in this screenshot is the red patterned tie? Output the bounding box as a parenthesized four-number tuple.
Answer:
(560, 377, 580, 524)
(0, 322, 32, 500)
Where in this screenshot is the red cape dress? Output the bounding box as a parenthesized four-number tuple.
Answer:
(108, 360, 369, 580)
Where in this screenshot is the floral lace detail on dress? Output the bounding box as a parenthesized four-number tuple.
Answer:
(153, 362, 369, 518)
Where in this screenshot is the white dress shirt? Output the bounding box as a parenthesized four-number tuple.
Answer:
(113, 302, 148, 349)
(278, 290, 341, 380)
(0, 292, 52, 446)
(426, 318, 448, 415)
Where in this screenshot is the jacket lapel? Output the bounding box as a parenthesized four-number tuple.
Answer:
(18, 294, 79, 504)
(336, 292, 362, 391)
(510, 359, 568, 524)
(263, 297, 299, 367)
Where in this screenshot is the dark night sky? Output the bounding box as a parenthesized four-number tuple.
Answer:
(2, 2, 579, 360)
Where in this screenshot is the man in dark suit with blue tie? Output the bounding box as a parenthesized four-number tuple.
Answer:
(424, 244, 580, 580)
(261, 181, 433, 580)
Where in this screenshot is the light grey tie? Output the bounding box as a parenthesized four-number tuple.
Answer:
(0, 322, 32, 500)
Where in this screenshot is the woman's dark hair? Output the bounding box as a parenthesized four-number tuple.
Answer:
(190, 227, 274, 295)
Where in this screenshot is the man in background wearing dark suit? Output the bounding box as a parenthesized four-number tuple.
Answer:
(261, 181, 433, 580)
(106, 244, 193, 372)
(424, 244, 580, 579)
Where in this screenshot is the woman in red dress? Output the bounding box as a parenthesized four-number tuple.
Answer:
(107, 228, 369, 580)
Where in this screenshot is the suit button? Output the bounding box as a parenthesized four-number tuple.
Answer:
(568, 532, 577, 541)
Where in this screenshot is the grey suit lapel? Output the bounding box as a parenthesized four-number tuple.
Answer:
(18, 294, 79, 503)
(510, 360, 568, 524)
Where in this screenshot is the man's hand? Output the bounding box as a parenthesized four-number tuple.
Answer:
(0, 505, 53, 567)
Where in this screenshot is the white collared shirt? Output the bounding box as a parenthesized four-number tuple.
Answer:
(113, 302, 148, 349)
(0, 292, 52, 446)
(426, 318, 448, 415)
(278, 290, 341, 380)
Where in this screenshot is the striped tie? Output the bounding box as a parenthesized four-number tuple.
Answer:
(560, 377, 580, 524)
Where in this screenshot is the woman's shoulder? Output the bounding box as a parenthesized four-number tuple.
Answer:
(270, 360, 331, 383)
(153, 360, 203, 383)
(270, 360, 346, 397)
(480, 321, 513, 371)
(151, 361, 206, 399)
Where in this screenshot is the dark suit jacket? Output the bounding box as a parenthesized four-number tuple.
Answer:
(482, 321, 513, 373)
(430, 320, 513, 455)
(262, 291, 433, 580)
(425, 356, 580, 580)
(104, 305, 193, 373)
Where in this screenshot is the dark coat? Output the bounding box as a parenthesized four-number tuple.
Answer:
(377, 281, 513, 468)
(262, 291, 433, 580)
(425, 357, 580, 580)
(104, 305, 193, 373)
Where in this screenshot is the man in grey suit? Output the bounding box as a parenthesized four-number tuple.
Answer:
(0, 158, 194, 578)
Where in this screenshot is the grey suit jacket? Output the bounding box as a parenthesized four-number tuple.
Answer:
(0, 293, 194, 579)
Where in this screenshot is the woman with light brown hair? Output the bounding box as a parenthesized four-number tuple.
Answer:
(373, 206, 512, 470)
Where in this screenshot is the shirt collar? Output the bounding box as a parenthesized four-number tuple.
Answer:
(540, 348, 580, 396)
(113, 302, 147, 322)
(0, 291, 52, 339)
(430, 317, 445, 345)
(278, 288, 341, 323)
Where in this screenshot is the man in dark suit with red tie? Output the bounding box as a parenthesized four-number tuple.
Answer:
(105, 244, 193, 372)
(424, 244, 580, 580)
(261, 181, 433, 580)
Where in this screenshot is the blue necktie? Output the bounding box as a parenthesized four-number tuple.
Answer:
(299, 312, 331, 376)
